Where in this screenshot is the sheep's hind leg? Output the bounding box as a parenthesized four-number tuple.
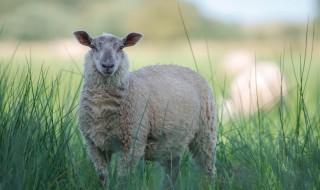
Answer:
(160, 155, 181, 190)
(188, 130, 216, 187)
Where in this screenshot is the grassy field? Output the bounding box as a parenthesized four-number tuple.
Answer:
(0, 29, 320, 189)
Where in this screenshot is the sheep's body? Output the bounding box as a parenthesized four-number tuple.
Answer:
(222, 62, 287, 120)
(75, 31, 216, 189)
(132, 66, 216, 162)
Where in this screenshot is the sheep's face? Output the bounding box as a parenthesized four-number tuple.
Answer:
(89, 35, 125, 76)
(73, 31, 143, 76)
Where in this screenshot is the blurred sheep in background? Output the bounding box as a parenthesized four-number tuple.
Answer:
(222, 50, 255, 76)
(221, 50, 288, 121)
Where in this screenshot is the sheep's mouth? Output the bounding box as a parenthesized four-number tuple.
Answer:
(102, 71, 113, 76)
(101, 69, 115, 76)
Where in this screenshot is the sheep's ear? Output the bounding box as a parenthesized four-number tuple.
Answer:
(122, 32, 143, 47)
(73, 31, 92, 47)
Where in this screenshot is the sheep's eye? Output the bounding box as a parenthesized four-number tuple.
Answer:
(89, 44, 96, 50)
(117, 45, 124, 52)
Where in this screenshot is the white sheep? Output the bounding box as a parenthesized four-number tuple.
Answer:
(222, 49, 255, 76)
(222, 61, 287, 120)
(73, 30, 217, 189)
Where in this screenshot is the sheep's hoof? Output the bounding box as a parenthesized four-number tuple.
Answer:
(99, 173, 106, 182)
(98, 173, 109, 189)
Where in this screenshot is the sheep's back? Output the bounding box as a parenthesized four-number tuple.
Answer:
(133, 65, 208, 92)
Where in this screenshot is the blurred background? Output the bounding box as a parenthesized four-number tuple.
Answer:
(0, 0, 318, 63)
(0, 0, 319, 118)
(0, 0, 318, 41)
(0, 0, 318, 58)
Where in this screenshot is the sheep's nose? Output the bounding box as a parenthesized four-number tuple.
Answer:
(102, 63, 114, 69)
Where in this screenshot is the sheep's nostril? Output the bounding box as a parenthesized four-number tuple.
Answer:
(107, 64, 114, 69)
(102, 64, 114, 69)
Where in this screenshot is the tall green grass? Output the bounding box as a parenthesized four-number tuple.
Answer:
(0, 62, 86, 189)
(1, 33, 320, 190)
(0, 57, 215, 190)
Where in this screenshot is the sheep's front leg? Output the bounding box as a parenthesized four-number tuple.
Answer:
(116, 146, 145, 188)
(86, 140, 110, 188)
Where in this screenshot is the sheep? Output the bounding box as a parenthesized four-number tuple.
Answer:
(222, 49, 255, 76)
(73, 30, 217, 189)
(222, 61, 287, 120)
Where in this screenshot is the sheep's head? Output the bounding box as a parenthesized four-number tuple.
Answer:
(73, 30, 142, 76)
